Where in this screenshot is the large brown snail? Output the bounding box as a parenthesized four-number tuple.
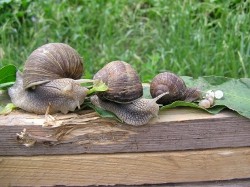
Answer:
(90, 61, 167, 126)
(150, 72, 201, 104)
(8, 43, 88, 114)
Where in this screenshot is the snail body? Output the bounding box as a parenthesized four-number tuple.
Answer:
(90, 92, 167, 126)
(8, 43, 88, 114)
(150, 72, 200, 104)
(93, 61, 143, 103)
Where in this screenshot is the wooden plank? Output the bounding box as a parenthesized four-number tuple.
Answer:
(0, 108, 250, 156)
(1, 147, 250, 186)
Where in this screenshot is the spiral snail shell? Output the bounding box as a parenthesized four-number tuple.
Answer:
(23, 43, 83, 89)
(93, 61, 143, 103)
(8, 43, 88, 114)
(150, 72, 201, 104)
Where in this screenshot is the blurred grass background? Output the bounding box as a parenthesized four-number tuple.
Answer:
(0, 0, 249, 82)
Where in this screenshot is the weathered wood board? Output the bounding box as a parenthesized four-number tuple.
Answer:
(0, 108, 250, 156)
(1, 106, 250, 186)
(1, 147, 250, 186)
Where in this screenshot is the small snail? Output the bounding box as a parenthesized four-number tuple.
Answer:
(150, 72, 201, 104)
(91, 61, 165, 126)
(8, 43, 88, 114)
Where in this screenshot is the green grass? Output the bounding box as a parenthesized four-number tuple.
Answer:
(0, 0, 249, 82)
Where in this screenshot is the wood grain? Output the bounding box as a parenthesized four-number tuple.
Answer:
(1, 147, 250, 186)
(0, 108, 250, 156)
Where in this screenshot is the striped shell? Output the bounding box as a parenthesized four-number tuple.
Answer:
(150, 72, 187, 104)
(23, 43, 83, 89)
(93, 61, 143, 103)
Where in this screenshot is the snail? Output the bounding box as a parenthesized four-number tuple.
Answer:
(150, 72, 201, 104)
(8, 43, 88, 114)
(91, 61, 166, 126)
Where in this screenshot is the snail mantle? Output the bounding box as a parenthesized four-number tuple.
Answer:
(1, 107, 250, 186)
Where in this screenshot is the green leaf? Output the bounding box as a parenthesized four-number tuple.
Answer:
(208, 77, 250, 119)
(0, 103, 16, 115)
(182, 76, 250, 119)
(0, 65, 17, 89)
(161, 101, 200, 110)
(87, 80, 108, 95)
(86, 102, 121, 122)
(161, 101, 225, 114)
